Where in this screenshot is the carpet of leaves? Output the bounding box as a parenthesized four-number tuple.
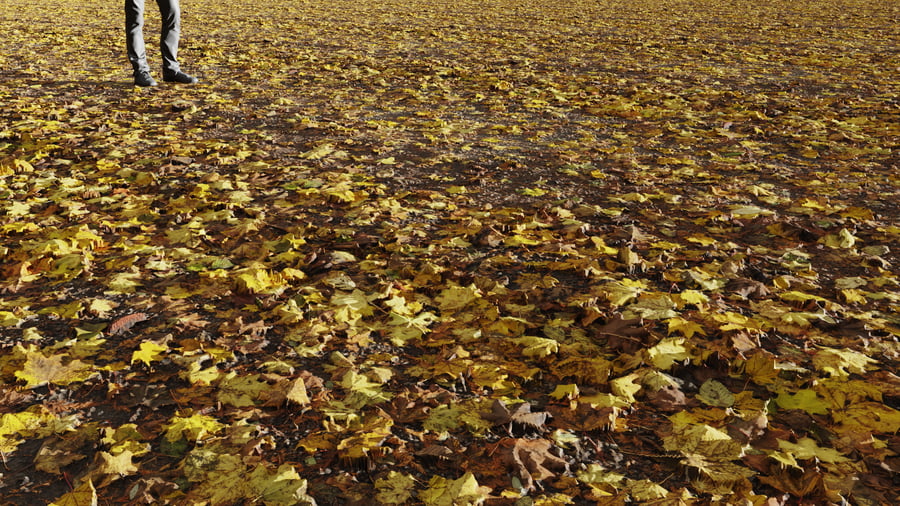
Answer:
(1, 0, 899, 504)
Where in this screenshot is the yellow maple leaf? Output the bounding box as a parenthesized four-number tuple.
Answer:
(101, 424, 149, 457)
(686, 234, 717, 246)
(521, 187, 548, 196)
(712, 311, 764, 332)
(130, 341, 167, 367)
(182, 449, 247, 503)
(15, 351, 95, 388)
(777, 438, 849, 463)
(92, 450, 138, 487)
(247, 463, 315, 506)
(0, 311, 24, 327)
(673, 289, 709, 308)
(610, 373, 642, 403)
(217, 372, 269, 407)
(504, 233, 542, 246)
(666, 316, 706, 338)
(105, 272, 142, 294)
(87, 299, 117, 317)
(233, 267, 287, 295)
(163, 411, 225, 442)
(832, 402, 900, 434)
(645, 337, 691, 370)
(341, 370, 392, 408)
(743, 353, 779, 385)
(420, 472, 491, 506)
(375, 471, 416, 505)
(626, 293, 677, 320)
(812, 347, 877, 378)
(512, 336, 559, 358)
(331, 289, 375, 323)
(767, 449, 801, 469)
(49, 478, 97, 506)
(663, 423, 741, 460)
(627, 479, 669, 501)
(435, 284, 480, 312)
(0, 409, 56, 453)
(184, 361, 222, 386)
(600, 278, 646, 307)
(549, 384, 580, 401)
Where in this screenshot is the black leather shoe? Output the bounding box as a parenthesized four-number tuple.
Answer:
(134, 70, 157, 87)
(163, 70, 199, 84)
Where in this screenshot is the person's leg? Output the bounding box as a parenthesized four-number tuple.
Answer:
(157, 0, 197, 83)
(156, 0, 181, 74)
(125, 0, 149, 74)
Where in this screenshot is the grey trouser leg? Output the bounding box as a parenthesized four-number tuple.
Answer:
(125, 0, 181, 74)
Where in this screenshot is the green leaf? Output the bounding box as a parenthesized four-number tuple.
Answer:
(775, 390, 829, 415)
(697, 379, 734, 407)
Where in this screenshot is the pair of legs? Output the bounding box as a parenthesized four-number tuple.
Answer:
(125, 0, 196, 85)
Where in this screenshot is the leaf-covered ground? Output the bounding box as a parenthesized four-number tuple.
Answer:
(1, 0, 899, 504)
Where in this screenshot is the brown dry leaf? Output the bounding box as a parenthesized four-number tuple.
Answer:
(593, 316, 650, 355)
(108, 313, 149, 335)
(726, 278, 771, 299)
(646, 384, 689, 412)
(548, 403, 619, 432)
(758, 467, 825, 498)
(483, 399, 550, 433)
(497, 438, 569, 491)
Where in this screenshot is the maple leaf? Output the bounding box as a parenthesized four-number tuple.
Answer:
(483, 399, 550, 433)
(183, 447, 247, 504)
(776, 438, 850, 463)
(696, 379, 735, 408)
(663, 423, 743, 461)
(341, 369, 393, 408)
(91, 450, 139, 488)
(163, 411, 225, 443)
(548, 383, 579, 401)
(15, 351, 96, 388)
(331, 289, 376, 323)
(423, 404, 464, 433)
(498, 438, 569, 491)
(101, 424, 150, 457)
(36, 435, 90, 474)
(666, 316, 706, 338)
(645, 337, 692, 370)
(130, 341, 167, 367)
(626, 479, 669, 501)
(832, 402, 900, 434)
(743, 352, 780, 385)
(511, 335, 559, 358)
(375, 471, 416, 504)
(680, 454, 755, 486)
(49, 479, 97, 506)
(420, 472, 492, 506)
(246, 463, 315, 506)
(775, 389, 829, 415)
(812, 347, 877, 377)
(217, 371, 269, 407)
(435, 284, 481, 312)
